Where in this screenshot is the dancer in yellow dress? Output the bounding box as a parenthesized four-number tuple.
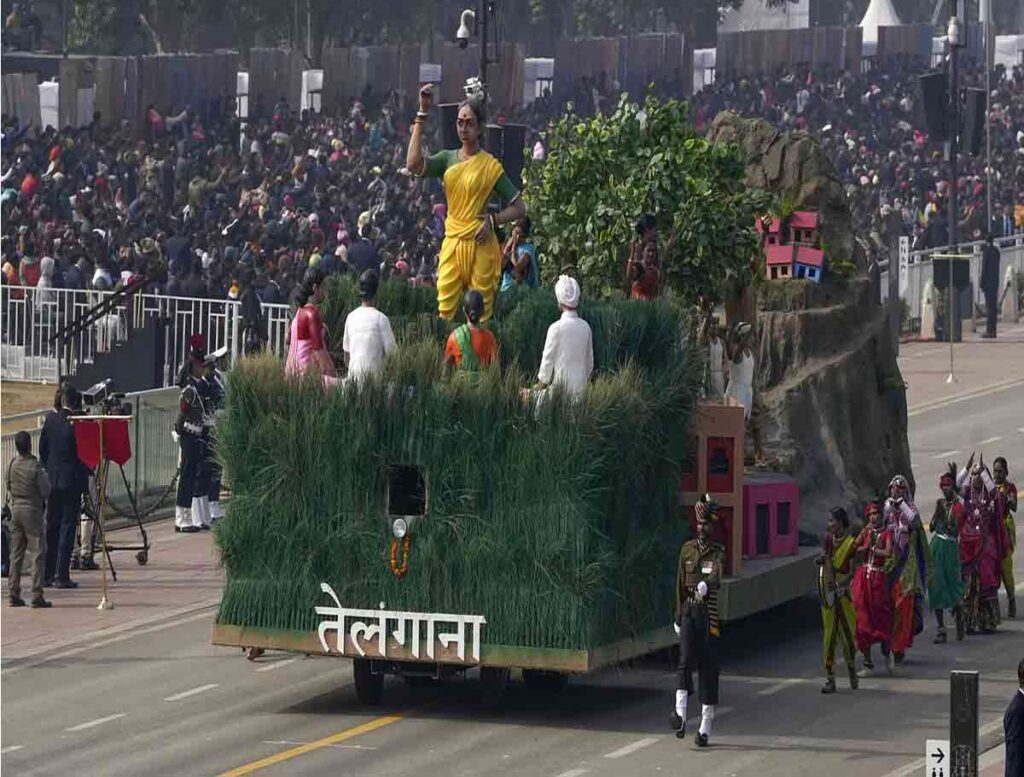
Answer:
(406, 85, 526, 322)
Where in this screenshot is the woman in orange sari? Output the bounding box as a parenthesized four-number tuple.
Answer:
(406, 85, 526, 322)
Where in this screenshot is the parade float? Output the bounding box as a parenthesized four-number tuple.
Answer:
(212, 285, 705, 701)
(211, 99, 913, 702)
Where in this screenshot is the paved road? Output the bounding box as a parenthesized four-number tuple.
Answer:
(3, 365, 1023, 776)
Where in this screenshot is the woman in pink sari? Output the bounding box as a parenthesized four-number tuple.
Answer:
(286, 269, 339, 387)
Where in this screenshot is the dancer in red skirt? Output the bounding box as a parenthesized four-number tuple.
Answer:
(853, 501, 895, 674)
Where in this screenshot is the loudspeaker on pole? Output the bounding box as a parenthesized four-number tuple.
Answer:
(439, 103, 460, 150)
(962, 87, 986, 157)
(919, 71, 949, 141)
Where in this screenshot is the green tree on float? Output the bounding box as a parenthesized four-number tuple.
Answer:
(524, 93, 773, 309)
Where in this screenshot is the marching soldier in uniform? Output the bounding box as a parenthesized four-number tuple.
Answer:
(200, 348, 228, 522)
(670, 495, 725, 747)
(174, 342, 209, 532)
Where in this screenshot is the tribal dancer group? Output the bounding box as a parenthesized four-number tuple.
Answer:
(818, 456, 1016, 693)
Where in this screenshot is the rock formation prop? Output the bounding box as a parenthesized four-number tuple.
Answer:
(711, 112, 912, 529)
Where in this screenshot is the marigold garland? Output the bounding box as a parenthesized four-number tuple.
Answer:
(390, 535, 411, 577)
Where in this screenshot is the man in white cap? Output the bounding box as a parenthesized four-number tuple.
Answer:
(534, 275, 593, 399)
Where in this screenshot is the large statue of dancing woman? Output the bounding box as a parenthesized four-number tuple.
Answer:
(406, 85, 526, 323)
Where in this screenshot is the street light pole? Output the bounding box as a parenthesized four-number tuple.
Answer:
(478, 0, 488, 95)
(984, 0, 993, 231)
(946, 0, 961, 376)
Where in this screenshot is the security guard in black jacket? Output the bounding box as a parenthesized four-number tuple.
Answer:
(199, 349, 227, 521)
(174, 350, 209, 532)
(670, 495, 725, 747)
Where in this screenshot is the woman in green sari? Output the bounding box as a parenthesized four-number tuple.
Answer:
(817, 507, 859, 694)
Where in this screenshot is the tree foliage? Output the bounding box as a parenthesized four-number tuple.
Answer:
(524, 94, 773, 306)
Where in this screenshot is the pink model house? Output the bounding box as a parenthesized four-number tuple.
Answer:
(758, 211, 825, 283)
(742, 472, 799, 559)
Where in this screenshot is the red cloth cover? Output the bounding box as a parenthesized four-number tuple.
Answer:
(75, 419, 132, 468)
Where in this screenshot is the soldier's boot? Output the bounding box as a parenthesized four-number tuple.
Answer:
(669, 690, 687, 739)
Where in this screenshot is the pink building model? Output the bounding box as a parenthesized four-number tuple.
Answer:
(758, 211, 825, 283)
(742, 472, 800, 559)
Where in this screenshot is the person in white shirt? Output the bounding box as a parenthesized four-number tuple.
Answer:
(342, 270, 397, 383)
(704, 317, 726, 399)
(534, 275, 593, 399)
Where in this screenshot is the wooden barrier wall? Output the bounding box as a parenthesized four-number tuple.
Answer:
(440, 42, 523, 109)
(717, 26, 862, 78)
(620, 33, 693, 99)
(50, 52, 237, 131)
(1, 72, 41, 133)
(248, 48, 304, 118)
(875, 24, 934, 65)
(321, 44, 421, 114)
(553, 37, 620, 102)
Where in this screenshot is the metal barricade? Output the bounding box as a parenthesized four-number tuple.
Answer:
(1, 288, 296, 387)
(894, 235, 1024, 320)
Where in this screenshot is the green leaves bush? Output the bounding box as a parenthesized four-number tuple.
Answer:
(525, 94, 773, 307)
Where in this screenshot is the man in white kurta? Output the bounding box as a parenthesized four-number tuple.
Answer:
(535, 275, 594, 398)
(342, 270, 397, 382)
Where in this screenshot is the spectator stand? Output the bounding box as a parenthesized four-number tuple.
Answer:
(1, 286, 291, 387)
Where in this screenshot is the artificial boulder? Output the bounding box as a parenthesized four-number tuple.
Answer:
(709, 110, 865, 275)
(709, 111, 911, 530)
(755, 278, 913, 526)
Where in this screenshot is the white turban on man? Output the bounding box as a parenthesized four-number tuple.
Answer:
(555, 275, 580, 309)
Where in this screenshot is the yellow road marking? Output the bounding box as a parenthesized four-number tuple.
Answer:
(218, 714, 404, 776)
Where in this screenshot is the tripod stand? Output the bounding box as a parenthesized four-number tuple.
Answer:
(78, 459, 151, 580)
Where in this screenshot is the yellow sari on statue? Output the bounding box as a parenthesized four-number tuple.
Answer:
(422, 149, 512, 321)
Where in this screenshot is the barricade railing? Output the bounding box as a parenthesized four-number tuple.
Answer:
(0, 387, 181, 519)
(880, 235, 1024, 321)
(1, 286, 291, 387)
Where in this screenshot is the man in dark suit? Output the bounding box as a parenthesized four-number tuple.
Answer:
(40, 385, 87, 589)
(990, 205, 1014, 239)
(980, 235, 1001, 339)
(1007, 657, 1024, 777)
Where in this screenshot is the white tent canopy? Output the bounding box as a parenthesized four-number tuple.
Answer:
(860, 0, 902, 45)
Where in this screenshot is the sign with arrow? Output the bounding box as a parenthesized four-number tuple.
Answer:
(926, 739, 949, 777)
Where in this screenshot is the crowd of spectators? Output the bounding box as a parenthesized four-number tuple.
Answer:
(2, 54, 1023, 316)
(1, 89, 456, 312)
(690, 59, 1024, 253)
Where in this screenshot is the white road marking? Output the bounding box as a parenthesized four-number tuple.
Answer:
(880, 716, 1004, 777)
(554, 770, 590, 777)
(932, 449, 961, 459)
(164, 683, 219, 702)
(64, 713, 126, 732)
(604, 737, 659, 759)
(907, 377, 1024, 417)
(254, 658, 297, 673)
(977, 436, 1003, 445)
(757, 678, 803, 696)
(0, 746, 24, 755)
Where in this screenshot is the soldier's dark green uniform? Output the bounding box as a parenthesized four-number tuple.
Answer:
(671, 499, 725, 747)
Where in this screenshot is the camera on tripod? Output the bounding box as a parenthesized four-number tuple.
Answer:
(82, 379, 131, 416)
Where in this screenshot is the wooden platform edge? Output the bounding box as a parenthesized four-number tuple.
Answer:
(717, 546, 818, 623)
(210, 623, 677, 674)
